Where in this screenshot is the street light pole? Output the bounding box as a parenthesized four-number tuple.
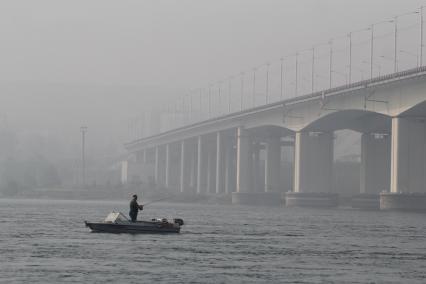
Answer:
(348, 32, 352, 83)
(280, 58, 284, 100)
(252, 68, 256, 107)
(370, 24, 374, 79)
(208, 84, 212, 118)
(265, 63, 270, 104)
(394, 16, 398, 72)
(311, 47, 315, 92)
(189, 94, 193, 123)
(421, 6, 424, 66)
(240, 72, 244, 111)
(295, 53, 299, 96)
(199, 89, 202, 120)
(329, 40, 333, 88)
(218, 82, 221, 116)
(228, 77, 232, 113)
(80, 126, 87, 188)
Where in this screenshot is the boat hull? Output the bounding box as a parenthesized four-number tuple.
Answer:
(85, 221, 181, 234)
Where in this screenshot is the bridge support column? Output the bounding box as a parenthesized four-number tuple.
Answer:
(216, 132, 224, 194)
(142, 149, 147, 164)
(381, 117, 426, 211)
(179, 140, 189, 193)
(189, 144, 197, 192)
(235, 128, 251, 193)
(232, 128, 252, 204)
(165, 144, 171, 188)
(224, 138, 235, 194)
(196, 136, 208, 194)
(252, 142, 261, 192)
(206, 141, 216, 193)
(154, 146, 160, 188)
(353, 133, 390, 209)
(231, 128, 270, 205)
(286, 131, 337, 207)
(251, 136, 284, 206)
(265, 137, 281, 192)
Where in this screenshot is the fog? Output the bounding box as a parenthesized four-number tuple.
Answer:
(0, 0, 424, 194)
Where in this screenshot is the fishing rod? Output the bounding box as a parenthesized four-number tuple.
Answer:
(142, 196, 173, 206)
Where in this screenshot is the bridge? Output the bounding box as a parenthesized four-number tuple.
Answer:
(124, 66, 426, 210)
(123, 9, 426, 210)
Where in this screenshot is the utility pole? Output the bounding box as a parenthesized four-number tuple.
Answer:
(80, 126, 87, 188)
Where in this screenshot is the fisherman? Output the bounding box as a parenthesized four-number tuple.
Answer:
(129, 194, 143, 222)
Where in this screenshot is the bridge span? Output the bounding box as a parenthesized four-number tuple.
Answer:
(124, 67, 426, 211)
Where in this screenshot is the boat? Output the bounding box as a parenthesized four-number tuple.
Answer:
(85, 212, 184, 234)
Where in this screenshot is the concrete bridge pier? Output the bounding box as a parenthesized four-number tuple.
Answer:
(154, 145, 168, 189)
(165, 144, 171, 188)
(154, 146, 160, 188)
(252, 141, 262, 193)
(286, 131, 338, 207)
(179, 140, 190, 193)
(224, 138, 235, 194)
(232, 128, 283, 206)
(265, 137, 281, 192)
(196, 135, 208, 194)
(189, 140, 198, 192)
(232, 127, 255, 204)
(352, 133, 390, 209)
(256, 136, 284, 206)
(206, 138, 217, 194)
(215, 132, 225, 194)
(381, 117, 426, 211)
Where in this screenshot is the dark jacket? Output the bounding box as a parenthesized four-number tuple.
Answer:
(130, 198, 140, 212)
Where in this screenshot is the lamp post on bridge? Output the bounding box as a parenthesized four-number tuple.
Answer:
(295, 52, 299, 96)
(370, 20, 394, 79)
(329, 40, 333, 89)
(348, 27, 371, 84)
(394, 11, 420, 73)
(228, 76, 232, 113)
(311, 47, 315, 93)
(208, 84, 212, 118)
(420, 6, 424, 66)
(265, 62, 270, 104)
(252, 67, 257, 107)
(240, 72, 244, 111)
(280, 57, 284, 100)
(199, 88, 203, 121)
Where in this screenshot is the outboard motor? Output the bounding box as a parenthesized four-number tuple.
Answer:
(174, 218, 184, 226)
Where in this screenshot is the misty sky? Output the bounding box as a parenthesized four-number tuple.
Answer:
(0, 0, 425, 155)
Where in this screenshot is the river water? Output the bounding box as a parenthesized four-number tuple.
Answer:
(1, 198, 426, 283)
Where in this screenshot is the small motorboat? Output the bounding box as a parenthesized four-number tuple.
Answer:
(85, 212, 184, 234)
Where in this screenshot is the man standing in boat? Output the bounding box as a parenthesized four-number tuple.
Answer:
(129, 194, 143, 222)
